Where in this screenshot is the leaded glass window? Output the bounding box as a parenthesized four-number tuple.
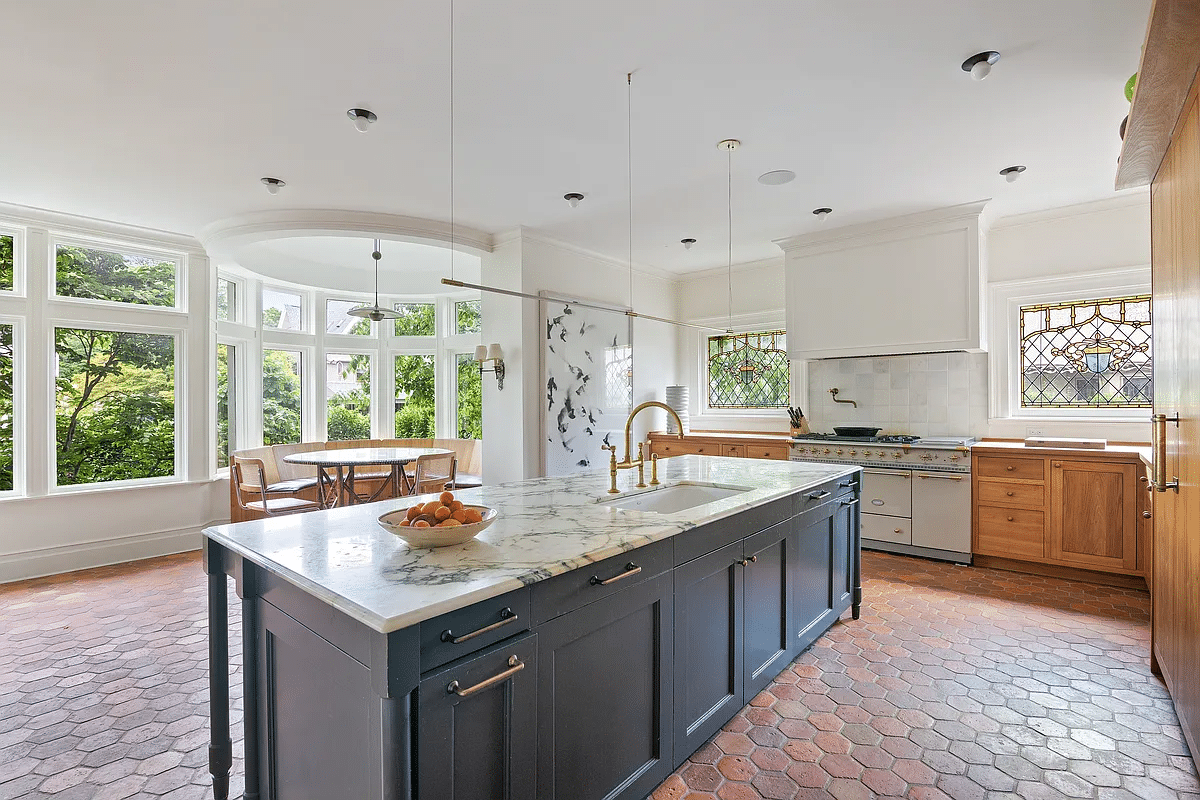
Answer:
(708, 330, 789, 409)
(1020, 295, 1152, 408)
(604, 345, 633, 411)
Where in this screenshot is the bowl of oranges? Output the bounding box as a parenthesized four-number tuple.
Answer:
(377, 491, 497, 548)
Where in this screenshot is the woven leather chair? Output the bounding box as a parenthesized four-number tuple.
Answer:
(411, 452, 457, 496)
(231, 455, 321, 518)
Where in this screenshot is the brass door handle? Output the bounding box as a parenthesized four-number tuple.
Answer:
(1006, 491, 1015, 497)
(447, 655, 524, 698)
(1007, 516, 1014, 522)
(1152, 412, 1181, 492)
(440, 608, 518, 644)
(1143, 511, 1152, 519)
(590, 563, 641, 586)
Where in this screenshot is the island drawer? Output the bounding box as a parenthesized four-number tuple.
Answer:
(531, 538, 672, 625)
(674, 495, 793, 564)
(420, 587, 531, 672)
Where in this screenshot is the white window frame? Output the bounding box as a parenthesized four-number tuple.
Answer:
(261, 284, 308, 334)
(260, 345, 310, 446)
(323, 347, 376, 440)
(0, 315, 22, 497)
(323, 296, 379, 339)
(690, 311, 793, 423)
(216, 274, 242, 324)
(989, 267, 1152, 422)
(50, 234, 185, 313)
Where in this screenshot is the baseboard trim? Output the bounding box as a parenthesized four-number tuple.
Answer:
(0, 520, 231, 584)
(973, 554, 1149, 591)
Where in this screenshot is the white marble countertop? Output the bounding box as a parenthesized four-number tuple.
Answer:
(203, 455, 856, 633)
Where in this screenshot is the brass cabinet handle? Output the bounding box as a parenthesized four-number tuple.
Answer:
(1007, 516, 1014, 522)
(807, 490, 832, 500)
(1152, 413, 1181, 492)
(894, 528, 902, 534)
(1053, 462, 1062, 468)
(1006, 466, 1015, 471)
(840, 498, 860, 507)
(1143, 510, 1152, 519)
(1006, 491, 1015, 497)
(447, 655, 524, 698)
(748, 555, 757, 563)
(590, 563, 641, 586)
(917, 474, 963, 481)
(1139, 475, 1149, 484)
(441, 608, 517, 644)
(863, 469, 908, 478)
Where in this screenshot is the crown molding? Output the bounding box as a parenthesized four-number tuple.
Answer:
(989, 190, 1151, 230)
(774, 200, 991, 253)
(200, 209, 494, 261)
(0, 201, 203, 254)
(678, 256, 784, 282)
(493, 226, 677, 282)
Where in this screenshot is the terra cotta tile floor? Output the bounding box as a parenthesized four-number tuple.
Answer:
(0, 549, 1195, 800)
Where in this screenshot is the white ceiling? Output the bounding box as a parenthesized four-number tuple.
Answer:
(1, 0, 1149, 274)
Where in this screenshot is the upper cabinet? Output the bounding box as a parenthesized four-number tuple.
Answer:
(779, 201, 989, 360)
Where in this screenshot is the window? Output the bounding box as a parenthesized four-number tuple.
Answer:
(456, 353, 483, 439)
(395, 355, 435, 437)
(262, 288, 302, 331)
(326, 299, 373, 336)
(217, 278, 235, 321)
(54, 327, 176, 486)
(327, 352, 371, 440)
(0, 323, 13, 490)
(55, 243, 176, 307)
(0, 234, 13, 292)
(604, 345, 633, 411)
(455, 299, 481, 334)
(394, 302, 436, 336)
(263, 349, 302, 445)
(217, 344, 236, 469)
(707, 330, 790, 409)
(1020, 295, 1152, 409)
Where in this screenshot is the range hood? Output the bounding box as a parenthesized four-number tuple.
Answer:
(777, 201, 989, 360)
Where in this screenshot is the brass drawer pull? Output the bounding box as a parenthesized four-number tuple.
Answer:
(1007, 516, 1014, 522)
(1006, 491, 1015, 497)
(590, 563, 641, 586)
(1143, 511, 1152, 519)
(894, 528, 902, 534)
(440, 608, 518, 644)
(1005, 466, 1015, 471)
(738, 555, 759, 566)
(917, 474, 963, 481)
(807, 490, 832, 500)
(447, 655, 524, 698)
(863, 469, 908, 478)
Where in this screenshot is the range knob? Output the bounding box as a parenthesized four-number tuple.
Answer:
(836, 449, 844, 455)
(919, 454, 934, 461)
(892, 452, 903, 459)
(848, 449, 857, 456)
(824, 448, 831, 455)
(948, 455, 960, 462)
(877, 450, 885, 457)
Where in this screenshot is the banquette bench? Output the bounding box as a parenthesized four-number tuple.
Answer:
(228, 438, 482, 522)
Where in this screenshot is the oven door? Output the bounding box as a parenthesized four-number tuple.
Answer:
(860, 468, 912, 517)
(911, 471, 971, 554)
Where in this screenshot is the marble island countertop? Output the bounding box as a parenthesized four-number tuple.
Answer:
(203, 455, 856, 633)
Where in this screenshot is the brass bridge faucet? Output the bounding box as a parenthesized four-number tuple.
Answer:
(604, 401, 686, 494)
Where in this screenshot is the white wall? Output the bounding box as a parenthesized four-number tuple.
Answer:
(480, 230, 679, 482)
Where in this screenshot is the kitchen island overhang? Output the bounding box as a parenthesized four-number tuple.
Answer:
(203, 455, 861, 800)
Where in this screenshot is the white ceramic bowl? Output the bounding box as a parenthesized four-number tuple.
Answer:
(378, 504, 498, 548)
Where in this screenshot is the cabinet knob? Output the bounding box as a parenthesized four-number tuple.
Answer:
(1143, 510, 1152, 519)
(894, 528, 902, 534)
(1053, 462, 1062, 468)
(1140, 475, 1149, 483)
(1006, 466, 1014, 471)
(738, 559, 749, 567)
(1007, 516, 1014, 522)
(748, 555, 757, 563)
(1006, 491, 1014, 497)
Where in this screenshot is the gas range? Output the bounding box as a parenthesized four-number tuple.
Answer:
(791, 434, 976, 473)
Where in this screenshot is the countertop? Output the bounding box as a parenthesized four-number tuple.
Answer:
(972, 440, 1152, 466)
(649, 430, 794, 441)
(203, 455, 856, 634)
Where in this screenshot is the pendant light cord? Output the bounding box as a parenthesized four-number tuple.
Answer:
(374, 238, 381, 306)
(727, 146, 732, 332)
(627, 72, 633, 312)
(449, 0, 456, 284)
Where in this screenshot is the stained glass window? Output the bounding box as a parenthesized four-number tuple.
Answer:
(707, 330, 789, 409)
(1020, 295, 1152, 408)
(604, 345, 633, 411)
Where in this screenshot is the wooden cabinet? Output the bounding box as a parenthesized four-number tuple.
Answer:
(648, 432, 791, 462)
(536, 572, 674, 800)
(418, 633, 538, 800)
(972, 445, 1149, 583)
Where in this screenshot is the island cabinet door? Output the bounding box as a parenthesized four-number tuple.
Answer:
(672, 540, 745, 761)
(536, 571, 674, 800)
(832, 495, 860, 614)
(794, 502, 838, 653)
(417, 632, 537, 800)
(743, 519, 798, 700)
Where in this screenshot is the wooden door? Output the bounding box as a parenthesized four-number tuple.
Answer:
(417, 633, 538, 800)
(1151, 71, 1200, 755)
(672, 541, 744, 760)
(1049, 460, 1139, 572)
(536, 572, 673, 800)
(743, 520, 796, 699)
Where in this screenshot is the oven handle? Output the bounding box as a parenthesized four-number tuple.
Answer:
(862, 469, 909, 478)
(916, 474, 965, 482)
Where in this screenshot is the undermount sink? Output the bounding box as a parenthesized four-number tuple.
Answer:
(597, 482, 753, 514)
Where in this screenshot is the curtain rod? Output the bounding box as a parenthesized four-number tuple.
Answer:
(440, 278, 732, 334)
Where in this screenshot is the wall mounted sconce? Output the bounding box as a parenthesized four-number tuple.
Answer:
(474, 343, 506, 390)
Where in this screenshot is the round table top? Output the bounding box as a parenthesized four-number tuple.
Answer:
(282, 447, 453, 466)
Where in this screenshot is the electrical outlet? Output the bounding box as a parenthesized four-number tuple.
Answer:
(1026, 427, 1044, 437)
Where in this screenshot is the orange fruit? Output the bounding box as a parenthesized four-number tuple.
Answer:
(434, 506, 452, 521)
(405, 505, 422, 521)
(399, 519, 411, 527)
(422, 501, 443, 515)
(439, 519, 462, 528)
(413, 519, 431, 528)
(463, 508, 483, 524)
(451, 509, 468, 523)
(449, 500, 464, 512)
(439, 491, 455, 504)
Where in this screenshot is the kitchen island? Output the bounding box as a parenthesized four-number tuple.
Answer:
(203, 455, 860, 800)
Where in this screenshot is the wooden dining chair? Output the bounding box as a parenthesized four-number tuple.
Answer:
(231, 455, 321, 518)
(411, 453, 457, 495)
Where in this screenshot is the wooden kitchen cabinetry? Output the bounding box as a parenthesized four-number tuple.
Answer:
(972, 443, 1150, 586)
(648, 432, 791, 462)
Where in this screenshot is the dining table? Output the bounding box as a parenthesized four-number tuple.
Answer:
(282, 447, 453, 509)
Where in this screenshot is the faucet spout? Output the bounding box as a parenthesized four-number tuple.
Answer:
(623, 401, 685, 463)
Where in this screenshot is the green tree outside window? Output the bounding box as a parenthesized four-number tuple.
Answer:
(0, 323, 13, 490)
(0, 235, 13, 292)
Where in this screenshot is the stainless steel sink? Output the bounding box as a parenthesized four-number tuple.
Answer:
(597, 482, 753, 514)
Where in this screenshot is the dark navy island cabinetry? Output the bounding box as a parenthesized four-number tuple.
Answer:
(203, 460, 859, 800)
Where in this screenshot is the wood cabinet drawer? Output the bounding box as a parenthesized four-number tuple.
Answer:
(420, 587, 531, 672)
(976, 456, 1045, 482)
(531, 538, 672, 625)
(746, 444, 789, 460)
(720, 444, 746, 458)
(976, 506, 1045, 560)
(977, 481, 1045, 508)
(652, 440, 706, 457)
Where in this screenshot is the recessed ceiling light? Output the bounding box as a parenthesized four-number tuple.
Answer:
(758, 170, 796, 186)
(812, 207, 832, 221)
(260, 177, 286, 195)
(681, 238, 696, 250)
(961, 51, 1000, 81)
(563, 192, 585, 208)
(1000, 165, 1027, 183)
(346, 108, 378, 133)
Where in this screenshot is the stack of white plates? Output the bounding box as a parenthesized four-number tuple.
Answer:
(664, 385, 689, 434)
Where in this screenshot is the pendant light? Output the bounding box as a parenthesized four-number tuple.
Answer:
(719, 138, 740, 336)
(348, 239, 400, 321)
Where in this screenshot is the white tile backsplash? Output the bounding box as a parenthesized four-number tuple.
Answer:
(807, 352, 989, 437)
